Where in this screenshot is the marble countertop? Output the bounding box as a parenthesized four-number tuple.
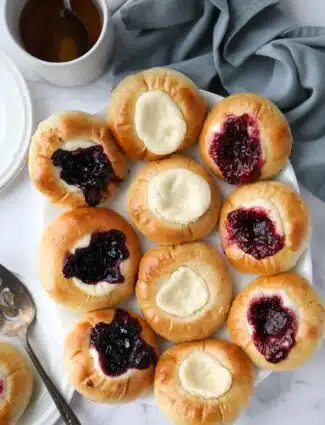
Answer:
(1, 1, 325, 424)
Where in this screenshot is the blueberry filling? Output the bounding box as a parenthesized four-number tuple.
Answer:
(63, 230, 129, 284)
(89, 309, 156, 377)
(247, 295, 297, 363)
(226, 208, 284, 259)
(209, 113, 263, 184)
(51, 145, 120, 206)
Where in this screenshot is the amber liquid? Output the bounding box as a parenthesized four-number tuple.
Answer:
(19, 0, 102, 62)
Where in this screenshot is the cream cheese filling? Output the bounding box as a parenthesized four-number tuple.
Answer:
(147, 168, 211, 224)
(69, 235, 115, 295)
(179, 351, 232, 398)
(156, 266, 209, 317)
(134, 91, 187, 155)
(61, 139, 96, 151)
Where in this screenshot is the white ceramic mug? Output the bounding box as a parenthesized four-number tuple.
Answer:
(4, 0, 115, 87)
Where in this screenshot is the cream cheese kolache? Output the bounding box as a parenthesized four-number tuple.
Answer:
(154, 340, 253, 425)
(136, 242, 232, 343)
(127, 155, 221, 245)
(107, 67, 207, 160)
(28, 111, 126, 208)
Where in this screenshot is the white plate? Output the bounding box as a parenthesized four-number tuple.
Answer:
(0, 274, 74, 425)
(0, 51, 33, 191)
(42, 90, 313, 405)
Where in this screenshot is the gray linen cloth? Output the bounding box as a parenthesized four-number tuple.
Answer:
(109, 0, 325, 201)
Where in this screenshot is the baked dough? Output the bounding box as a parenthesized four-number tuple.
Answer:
(38, 208, 141, 311)
(136, 242, 232, 342)
(29, 111, 126, 208)
(64, 308, 157, 403)
(219, 181, 311, 275)
(199, 93, 292, 184)
(227, 273, 325, 371)
(0, 343, 33, 425)
(154, 340, 253, 425)
(107, 68, 207, 160)
(127, 155, 221, 245)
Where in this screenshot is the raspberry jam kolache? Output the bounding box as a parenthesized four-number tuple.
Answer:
(209, 113, 263, 184)
(228, 273, 325, 371)
(199, 93, 292, 184)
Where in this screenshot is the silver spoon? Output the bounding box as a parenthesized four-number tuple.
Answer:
(0, 264, 81, 425)
(57, 0, 89, 61)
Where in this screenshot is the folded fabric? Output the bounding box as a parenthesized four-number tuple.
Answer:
(109, 0, 325, 202)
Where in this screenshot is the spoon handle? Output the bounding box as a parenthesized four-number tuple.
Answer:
(19, 331, 81, 425)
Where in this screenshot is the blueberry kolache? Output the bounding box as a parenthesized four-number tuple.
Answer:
(227, 273, 325, 371)
(199, 93, 292, 184)
(64, 309, 157, 403)
(219, 181, 311, 275)
(29, 111, 126, 208)
(38, 208, 141, 312)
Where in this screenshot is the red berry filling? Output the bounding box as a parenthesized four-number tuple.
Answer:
(90, 309, 156, 377)
(209, 113, 263, 184)
(52, 145, 120, 206)
(226, 207, 284, 259)
(247, 295, 297, 363)
(0, 379, 4, 395)
(63, 230, 129, 284)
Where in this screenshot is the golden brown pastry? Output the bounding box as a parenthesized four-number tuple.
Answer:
(107, 67, 207, 160)
(136, 242, 232, 343)
(227, 273, 325, 371)
(29, 111, 126, 208)
(38, 208, 141, 312)
(154, 340, 253, 425)
(0, 343, 33, 425)
(199, 93, 292, 184)
(127, 155, 221, 245)
(64, 308, 157, 403)
(219, 181, 311, 275)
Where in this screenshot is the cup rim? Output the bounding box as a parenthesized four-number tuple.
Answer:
(4, 0, 109, 67)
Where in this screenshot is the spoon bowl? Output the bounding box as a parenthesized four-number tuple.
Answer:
(58, 1, 90, 62)
(0, 264, 35, 337)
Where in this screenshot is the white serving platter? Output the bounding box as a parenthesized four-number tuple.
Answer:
(42, 90, 313, 406)
(0, 274, 74, 425)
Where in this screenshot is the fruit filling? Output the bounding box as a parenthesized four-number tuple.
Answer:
(247, 295, 297, 363)
(226, 207, 284, 259)
(89, 309, 156, 377)
(63, 230, 129, 284)
(0, 379, 4, 396)
(209, 113, 263, 184)
(52, 145, 119, 206)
